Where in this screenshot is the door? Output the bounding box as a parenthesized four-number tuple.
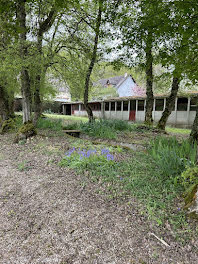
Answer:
(129, 100, 136, 121)
(66, 104, 71, 115)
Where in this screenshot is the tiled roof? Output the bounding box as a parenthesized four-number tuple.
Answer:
(62, 91, 198, 104)
(95, 75, 127, 89)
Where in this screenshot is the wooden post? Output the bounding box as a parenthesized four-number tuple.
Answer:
(128, 100, 130, 121)
(163, 98, 166, 111)
(175, 97, 178, 125)
(153, 99, 156, 122)
(187, 97, 191, 126)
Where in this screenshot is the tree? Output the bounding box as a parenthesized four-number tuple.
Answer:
(0, 4, 19, 121)
(32, 1, 57, 123)
(109, 0, 170, 124)
(17, 0, 32, 124)
(83, 0, 103, 122)
(157, 74, 180, 130)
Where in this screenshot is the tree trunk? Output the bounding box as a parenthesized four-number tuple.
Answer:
(33, 8, 55, 124)
(33, 35, 43, 124)
(84, 0, 102, 122)
(145, 35, 154, 125)
(18, 0, 32, 124)
(190, 99, 198, 142)
(0, 85, 10, 121)
(157, 76, 180, 130)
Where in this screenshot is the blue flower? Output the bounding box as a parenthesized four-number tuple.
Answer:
(106, 153, 114, 160)
(101, 148, 110, 155)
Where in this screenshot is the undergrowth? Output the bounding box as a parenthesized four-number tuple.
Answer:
(36, 118, 62, 131)
(149, 137, 197, 184)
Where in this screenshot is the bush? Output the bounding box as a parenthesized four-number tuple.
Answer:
(149, 137, 197, 181)
(36, 118, 62, 131)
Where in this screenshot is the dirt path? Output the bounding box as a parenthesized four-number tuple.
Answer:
(0, 133, 197, 264)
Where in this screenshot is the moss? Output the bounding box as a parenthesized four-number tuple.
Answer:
(0, 118, 15, 134)
(181, 167, 198, 188)
(184, 184, 198, 206)
(183, 184, 198, 220)
(18, 122, 37, 137)
(14, 122, 37, 143)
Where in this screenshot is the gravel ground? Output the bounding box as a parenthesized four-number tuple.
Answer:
(0, 133, 197, 264)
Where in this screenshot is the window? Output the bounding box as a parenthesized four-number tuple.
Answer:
(177, 98, 188, 111)
(105, 102, 109, 111)
(81, 104, 85, 111)
(155, 99, 164, 111)
(97, 103, 101, 111)
(123, 101, 128, 111)
(190, 97, 197, 111)
(72, 104, 79, 111)
(138, 100, 145, 111)
(111, 102, 115, 111)
(117, 101, 121, 111)
(130, 100, 136, 111)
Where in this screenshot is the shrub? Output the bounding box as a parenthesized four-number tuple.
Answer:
(149, 137, 197, 181)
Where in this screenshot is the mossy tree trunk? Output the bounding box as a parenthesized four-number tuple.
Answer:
(190, 99, 198, 143)
(18, 0, 32, 124)
(0, 85, 10, 121)
(157, 75, 180, 130)
(84, 0, 102, 123)
(33, 8, 55, 124)
(145, 33, 154, 125)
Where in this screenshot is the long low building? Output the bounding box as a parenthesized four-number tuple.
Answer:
(62, 92, 198, 128)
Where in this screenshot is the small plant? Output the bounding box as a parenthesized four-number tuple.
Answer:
(149, 137, 197, 181)
(17, 161, 32, 171)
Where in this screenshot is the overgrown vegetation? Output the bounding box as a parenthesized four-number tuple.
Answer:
(149, 137, 197, 181)
(36, 117, 63, 131)
(58, 135, 197, 234)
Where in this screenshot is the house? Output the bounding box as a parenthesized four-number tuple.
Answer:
(92, 73, 145, 99)
(62, 91, 198, 128)
(48, 76, 71, 103)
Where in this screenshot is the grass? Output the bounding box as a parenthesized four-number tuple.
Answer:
(166, 127, 191, 135)
(58, 136, 197, 240)
(59, 146, 189, 231)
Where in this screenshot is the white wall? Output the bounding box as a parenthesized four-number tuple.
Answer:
(117, 76, 136, 97)
(73, 110, 102, 118)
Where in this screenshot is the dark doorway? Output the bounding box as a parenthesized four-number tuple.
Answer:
(129, 100, 136, 121)
(66, 104, 71, 115)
